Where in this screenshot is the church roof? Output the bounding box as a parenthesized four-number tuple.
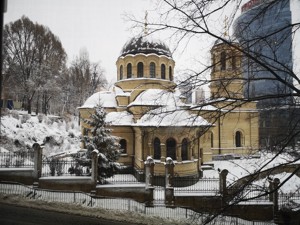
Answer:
(120, 35, 172, 58)
(79, 91, 117, 108)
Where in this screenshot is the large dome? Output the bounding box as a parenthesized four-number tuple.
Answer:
(120, 35, 172, 58)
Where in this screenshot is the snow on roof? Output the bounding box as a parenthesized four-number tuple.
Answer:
(106, 111, 133, 126)
(80, 91, 117, 108)
(114, 86, 130, 97)
(136, 106, 211, 127)
(128, 89, 185, 107)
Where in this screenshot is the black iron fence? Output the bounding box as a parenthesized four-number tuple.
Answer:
(0, 181, 275, 225)
(278, 190, 300, 210)
(0, 152, 34, 168)
(41, 159, 91, 177)
(174, 177, 220, 194)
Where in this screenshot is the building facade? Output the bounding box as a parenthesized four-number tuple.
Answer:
(233, 0, 293, 108)
(79, 34, 259, 179)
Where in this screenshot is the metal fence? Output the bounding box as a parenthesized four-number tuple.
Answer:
(278, 190, 300, 210)
(174, 177, 220, 194)
(229, 186, 270, 203)
(0, 181, 275, 225)
(41, 159, 90, 177)
(0, 152, 34, 168)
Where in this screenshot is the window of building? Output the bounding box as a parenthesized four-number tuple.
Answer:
(161, 64, 166, 79)
(169, 66, 173, 81)
(127, 63, 132, 78)
(210, 132, 214, 148)
(119, 139, 127, 154)
(181, 138, 188, 161)
(166, 138, 176, 160)
(231, 55, 236, 69)
(235, 131, 242, 147)
(221, 51, 226, 70)
(154, 137, 161, 160)
(120, 65, 123, 80)
(150, 62, 156, 78)
(137, 62, 144, 78)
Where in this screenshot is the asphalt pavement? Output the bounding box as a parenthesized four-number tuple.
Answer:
(0, 203, 133, 225)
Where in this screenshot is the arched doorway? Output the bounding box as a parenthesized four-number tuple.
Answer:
(166, 138, 176, 160)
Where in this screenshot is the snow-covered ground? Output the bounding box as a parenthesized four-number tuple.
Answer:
(0, 111, 81, 157)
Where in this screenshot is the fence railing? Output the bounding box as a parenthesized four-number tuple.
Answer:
(278, 190, 300, 209)
(41, 159, 91, 177)
(0, 181, 275, 225)
(229, 186, 270, 203)
(0, 152, 34, 168)
(174, 177, 220, 194)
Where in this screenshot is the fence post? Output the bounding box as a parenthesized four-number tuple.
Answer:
(165, 157, 175, 205)
(272, 178, 280, 215)
(91, 149, 99, 186)
(33, 143, 42, 181)
(219, 169, 228, 203)
(144, 156, 155, 204)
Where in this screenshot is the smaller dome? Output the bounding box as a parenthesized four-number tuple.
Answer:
(120, 35, 172, 58)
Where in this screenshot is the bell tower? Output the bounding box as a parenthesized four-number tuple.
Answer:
(210, 40, 244, 99)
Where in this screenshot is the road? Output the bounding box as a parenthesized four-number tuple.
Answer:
(0, 203, 134, 225)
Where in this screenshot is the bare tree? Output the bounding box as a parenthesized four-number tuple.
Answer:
(60, 49, 107, 115)
(3, 16, 67, 114)
(129, 0, 300, 223)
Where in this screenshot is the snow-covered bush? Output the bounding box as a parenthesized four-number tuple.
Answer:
(21, 114, 31, 124)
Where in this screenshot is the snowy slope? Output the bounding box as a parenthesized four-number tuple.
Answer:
(0, 111, 81, 156)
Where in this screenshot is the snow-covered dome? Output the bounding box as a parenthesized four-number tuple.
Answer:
(120, 35, 172, 58)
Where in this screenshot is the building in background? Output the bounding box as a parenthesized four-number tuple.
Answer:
(233, 0, 298, 148)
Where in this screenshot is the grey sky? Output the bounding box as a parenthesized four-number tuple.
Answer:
(4, 0, 153, 84)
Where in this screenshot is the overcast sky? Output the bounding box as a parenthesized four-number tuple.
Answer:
(4, 0, 300, 86)
(4, 0, 154, 84)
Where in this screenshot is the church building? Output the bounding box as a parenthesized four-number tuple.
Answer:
(79, 34, 259, 179)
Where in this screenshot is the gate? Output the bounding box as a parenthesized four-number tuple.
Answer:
(153, 175, 165, 205)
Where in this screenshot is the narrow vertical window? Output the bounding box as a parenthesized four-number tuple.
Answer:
(150, 62, 156, 78)
(127, 63, 132, 78)
(181, 138, 188, 161)
(166, 138, 176, 160)
(161, 64, 166, 79)
(169, 66, 173, 81)
(120, 139, 127, 154)
(137, 62, 144, 78)
(221, 51, 226, 71)
(231, 54, 236, 70)
(235, 131, 242, 147)
(210, 132, 214, 148)
(154, 138, 161, 160)
(120, 65, 123, 80)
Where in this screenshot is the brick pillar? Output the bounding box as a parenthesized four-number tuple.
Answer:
(273, 178, 280, 214)
(219, 169, 228, 202)
(33, 143, 42, 181)
(91, 150, 99, 185)
(144, 156, 155, 203)
(165, 157, 175, 204)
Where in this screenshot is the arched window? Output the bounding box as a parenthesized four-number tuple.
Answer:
(221, 51, 226, 71)
(181, 138, 188, 161)
(153, 138, 161, 160)
(161, 64, 166, 79)
(150, 62, 156, 78)
(235, 131, 242, 147)
(120, 65, 123, 80)
(166, 138, 176, 160)
(169, 66, 173, 81)
(127, 63, 132, 78)
(119, 139, 127, 153)
(210, 132, 214, 148)
(137, 62, 144, 78)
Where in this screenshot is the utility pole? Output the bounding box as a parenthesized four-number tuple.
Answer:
(0, 0, 7, 138)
